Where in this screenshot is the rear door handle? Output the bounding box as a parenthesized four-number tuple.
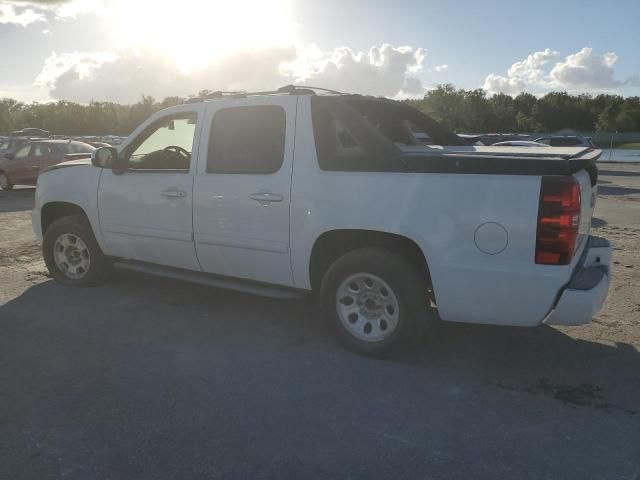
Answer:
(161, 188, 187, 198)
(249, 192, 283, 204)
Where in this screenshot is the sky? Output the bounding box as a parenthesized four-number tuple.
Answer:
(0, 0, 639, 104)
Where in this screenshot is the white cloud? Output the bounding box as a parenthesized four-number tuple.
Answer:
(483, 47, 637, 95)
(548, 48, 619, 89)
(434, 64, 448, 72)
(0, 3, 45, 26)
(483, 48, 559, 94)
(9, 1, 72, 4)
(283, 44, 426, 97)
(4, 0, 106, 21)
(35, 51, 118, 87)
(33, 44, 429, 103)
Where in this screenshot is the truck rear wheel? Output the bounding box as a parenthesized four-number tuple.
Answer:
(43, 215, 110, 286)
(320, 247, 431, 356)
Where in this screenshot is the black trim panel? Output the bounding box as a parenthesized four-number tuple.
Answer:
(567, 267, 607, 290)
(401, 151, 600, 176)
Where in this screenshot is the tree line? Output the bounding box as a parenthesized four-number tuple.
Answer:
(405, 84, 640, 133)
(1, 85, 640, 137)
(0, 95, 184, 137)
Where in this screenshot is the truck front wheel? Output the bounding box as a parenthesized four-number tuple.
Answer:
(320, 248, 431, 356)
(43, 215, 110, 286)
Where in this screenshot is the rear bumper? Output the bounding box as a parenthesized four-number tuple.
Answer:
(543, 236, 611, 326)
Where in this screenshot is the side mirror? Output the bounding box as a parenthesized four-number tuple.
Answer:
(92, 146, 123, 171)
(4, 152, 14, 160)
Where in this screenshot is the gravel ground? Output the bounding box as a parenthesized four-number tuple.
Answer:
(0, 165, 639, 480)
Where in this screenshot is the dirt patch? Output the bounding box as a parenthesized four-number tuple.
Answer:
(0, 240, 41, 267)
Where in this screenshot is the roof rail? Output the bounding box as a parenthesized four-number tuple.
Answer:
(183, 85, 344, 104)
(285, 85, 343, 94)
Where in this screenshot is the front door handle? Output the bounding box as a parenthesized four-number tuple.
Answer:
(249, 192, 283, 204)
(161, 188, 187, 198)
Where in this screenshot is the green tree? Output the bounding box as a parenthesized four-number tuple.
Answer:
(1, 87, 640, 137)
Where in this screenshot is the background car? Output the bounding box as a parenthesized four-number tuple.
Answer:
(492, 140, 549, 147)
(534, 135, 595, 147)
(11, 128, 51, 138)
(85, 141, 112, 148)
(0, 136, 32, 158)
(0, 140, 94, 190)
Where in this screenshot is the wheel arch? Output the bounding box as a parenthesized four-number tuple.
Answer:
(308, 229, 432, 293)
(41, 201, 88, 235)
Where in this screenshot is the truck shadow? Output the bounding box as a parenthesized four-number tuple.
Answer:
(1, 271, 639, 416)
(0, 187, 35, 213)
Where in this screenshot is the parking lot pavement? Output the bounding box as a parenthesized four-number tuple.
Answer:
(1, 171, 639, 480)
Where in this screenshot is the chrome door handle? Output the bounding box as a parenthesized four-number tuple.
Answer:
(249, 192, 283, 203)
(161, 188, 187, 198)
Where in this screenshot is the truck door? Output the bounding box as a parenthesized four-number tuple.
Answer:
(193, 96, 297, 286)
(97, 106, 204, 270)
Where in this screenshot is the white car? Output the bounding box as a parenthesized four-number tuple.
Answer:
(32, 87, 611, 356)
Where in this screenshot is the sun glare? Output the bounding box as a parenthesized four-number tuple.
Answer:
(111, 0, 296, 72)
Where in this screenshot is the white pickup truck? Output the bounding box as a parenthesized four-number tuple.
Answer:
(32, 86, 611, 355)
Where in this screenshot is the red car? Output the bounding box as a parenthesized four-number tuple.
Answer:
(0, 140, 94, 190)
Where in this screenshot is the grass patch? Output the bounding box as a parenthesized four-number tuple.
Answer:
(617, 142, 640, 149)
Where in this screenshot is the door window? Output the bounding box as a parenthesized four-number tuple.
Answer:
(207, 106, 286, 174)
(13, 145, 31, 160)
(127, 114, 197, 171)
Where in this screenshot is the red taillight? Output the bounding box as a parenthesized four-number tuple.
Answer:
(535, 176, 581, 265)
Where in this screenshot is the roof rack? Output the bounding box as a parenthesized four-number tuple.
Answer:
(183, 85, 344, 104)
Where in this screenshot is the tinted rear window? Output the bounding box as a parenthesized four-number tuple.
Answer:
(207, 106, 286, 174)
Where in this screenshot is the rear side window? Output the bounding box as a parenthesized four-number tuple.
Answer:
(312, 107, 368, 170)
(310, 97, 403, 172)
(32, 144, 51, 156)
(207, 106, 286, 174)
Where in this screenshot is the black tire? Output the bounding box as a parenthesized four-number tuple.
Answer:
(0, 172, 13, 190)
(43, 215, 110, 286)
(320, 247, 432, 356)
